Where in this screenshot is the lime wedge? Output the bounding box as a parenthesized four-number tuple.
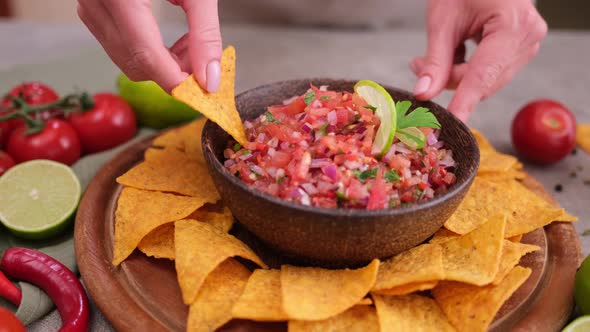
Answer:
(563, 316, 590, 332)
(354, 80, 397, 156)
(396, 127, 426, 150)
(0, 160, 81, 239)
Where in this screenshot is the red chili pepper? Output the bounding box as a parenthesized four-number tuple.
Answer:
(0, 248, 89, 332)
(0, 269, 21, 306)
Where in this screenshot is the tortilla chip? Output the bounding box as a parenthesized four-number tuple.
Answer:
(153, 128, 185, 151)
(112, 188, 204, 265)
(288, 305, 379, 332)
(172, 46, 248, 146)
(372, 244, 444, 292)
(144, 147, 190, 163)
(444, 177, 575, 237)
(187, 258, 251, 332)
(577, 124, 590, 154)
(492, 241, 539, 285)
(373, 280, 439, 296)
(232, 269, 289, 321)
(358, 298, 373, 305)
(281, 259, 379, 321)
(188, 204, 234, 233)
(471, 129, 519, 174)
(116, 149, 219, 199)
(508, 234, 523, 243)
(175, 219, 267, 304)
(440, 214, 505, 285)
(433, 266, 532, 332)
(373, 294, 455, 332)
(137, 223, 175, 260)
(429, 228, 460, 244)
(183, 117, 208, 162)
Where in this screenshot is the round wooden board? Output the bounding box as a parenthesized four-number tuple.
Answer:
(75, 136, 582, 332)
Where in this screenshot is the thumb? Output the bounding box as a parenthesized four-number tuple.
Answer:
(413, 21, 457, 101)
(182, 0, 222, 93)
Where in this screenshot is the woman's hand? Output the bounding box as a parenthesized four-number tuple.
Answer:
(411, 0, 548, 122)
(78, 0, 221, 93)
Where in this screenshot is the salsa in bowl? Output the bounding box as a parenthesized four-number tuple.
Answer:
(202, 79, 479, 265)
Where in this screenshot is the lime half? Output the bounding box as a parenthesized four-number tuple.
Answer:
(354, 80, 397, 156)
(563, 316, 590, 332)
(0, 160, 81, 239)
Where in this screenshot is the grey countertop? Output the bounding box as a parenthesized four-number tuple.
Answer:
(1, 19, 589, 331)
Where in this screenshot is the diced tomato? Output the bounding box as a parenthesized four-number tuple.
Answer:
(270, 151, 291, 168)
(292, 152, 311, 181)
(264, 123, 299, 143)
(367, 169, 388, 210)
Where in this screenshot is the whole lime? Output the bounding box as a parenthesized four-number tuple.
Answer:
(117, 74, 200, 129)
(575, 254, 590, 314)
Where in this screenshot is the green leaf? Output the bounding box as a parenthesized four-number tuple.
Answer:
(395, 100, 412, 124)
(319, 122, 329, 135)
(277, 176, 286, 184)
(265, 111, 279, 123)
(233, 143, 241, 152)
(304, 91, 316, 105)
(354, 168, 378, 182)
(242, 149, 252, 155)
(336, 191, 348, 200)
(397, 106, 441, 130)
(384, 170, 400, 183)
(320, 96, 331, 101)
(365, 105, 377, 112)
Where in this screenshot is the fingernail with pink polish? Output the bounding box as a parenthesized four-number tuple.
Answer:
(413, 76, 431, 96)
(206, 60, 221, 93)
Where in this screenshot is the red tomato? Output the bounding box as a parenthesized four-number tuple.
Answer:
(0, 117, 10, 148)
(1, 82, 60, 128)
(0, 150, 15, 175)
(0, 307, 26, 332)
(67, 93, 136, 154)
(511, 99, 576, 164)
(7, 119, 81, 165)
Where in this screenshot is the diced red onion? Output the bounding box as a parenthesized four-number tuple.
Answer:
(244, 120, 253, 129)
(439, 150, 456, 168)
(266, 166, 277, 178)
(301, 192, 311, 206)
(257, 133, 266, 143)
(327, 110, 337, 125)
(344, 160, 361, 170)
(319, 85, 329, 91)
(422, 173, 429, 183)
(288, 188, 302, 199)
(250, 165, 265, 176)
(300, 183, 319, 195)
(423, 187, 435, 199)
(276, 168, 286, 179)
(299, 140, 309, 148)
(282, 95, 298, 105)
(311, 158, 332, 168)
(311, 100, 322, 108)
(268, 137, 279, 148)
(395, 142, 412, 155)
(356, 126, 367, 135)
(433, 141, 444, 149)
(427, 132, 438, 146)
(301, 123, 313, 133)
(292, 131, 302, 140)
(297, 112, 307, 121)
(317, 180, 338, 192)
(280, 141, 290, 150)
(402, 168, 412, 180)
(382, 145, 397, 162)
(267, 148, 276, 157)
(223, 160, 235, 168)
(239, 153, 252, 160)
(434, 129, 441, 139)
(322, 164, 338, 181)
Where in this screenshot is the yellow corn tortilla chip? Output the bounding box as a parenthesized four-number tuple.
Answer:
(112, 188, 204, 265)
(153, 128, 186, 150)
(492, 241, 539, 285)
(372, 280, 439, 296)
(508, 234, 523, 243)
(188, 203, 234, 233)
(288, 305, 379, 332)
(440, 214, 505, 285)
(137, 223, 175, 260)
(433, 266, 532, 332)
(373, 294, 456, 332)
(116, 149, 219, 199)
(429, 228, 460, 244)
(187, 258, 251, 332)
(183, 117, 208, 162)
(281, 259, 379, 321)
(444, 177, 576, 237)
(471, 129, 519, 174)
(372, 244, 444, 292)
(175, 219, 267, 304)
(172, 46, 248, 146)
(577, 124, 590, 154)
(358, 297, 373, 305)
(232, 269, 289, 321)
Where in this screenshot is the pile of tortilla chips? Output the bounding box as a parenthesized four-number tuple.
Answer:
(111, 45, 578, 332)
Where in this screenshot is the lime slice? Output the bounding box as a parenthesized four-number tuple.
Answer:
(575, 255, 590, 314)
(396, 127, 426, 150)
(0, 160, 81, 239)
(563, 316, 590, 332)
(354, 80, 397, 156)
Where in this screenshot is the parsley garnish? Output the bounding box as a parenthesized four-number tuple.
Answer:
(242, 149, 252, 155)
(335, 191, 348, 200)
(320, 96, 331, 101)
(365, 105, 377, 112)
(233, 143, 241, 152)
(265, 111, 279, 123)
(354, 168, 378, 182)
(304, 91, 316, 105)
(396, 101, 441, 129)
(319, 122, 329, 135)
(277, 176, 286, 184)
(384, 170, 400, 183)
(388, 200, 397, 208)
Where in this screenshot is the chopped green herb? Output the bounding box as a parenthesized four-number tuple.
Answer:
(583, 229, 590, 236)
(396, 100, 441, 130)
(388, 200, 397, 208)
(320, 96, 331, 101)
(337, 148, 344, 155)
(354, 168, 378, 182)
(335, 191, 348, 200)
(233, 143, 241, 152)
(365, 105, 377, 112)
(277, 176, 286, 184)
(415, 188, 424, 200)
(319, 122, 329, 135)
(265, 111, 279, 123)
(242, 149, 252, 155)
(304, 91, 316, 105)
(384, 170, 400, 183)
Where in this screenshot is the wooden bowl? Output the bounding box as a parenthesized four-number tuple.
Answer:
(202, 79, 479, 266)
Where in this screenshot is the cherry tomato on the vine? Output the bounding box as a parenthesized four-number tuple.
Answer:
(0, 307, 26, 332)
(511, 99, 576, 164)
(67, 93, 137, 154)
(0, 150, 15, 176)
(7, 119, 81, 166)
